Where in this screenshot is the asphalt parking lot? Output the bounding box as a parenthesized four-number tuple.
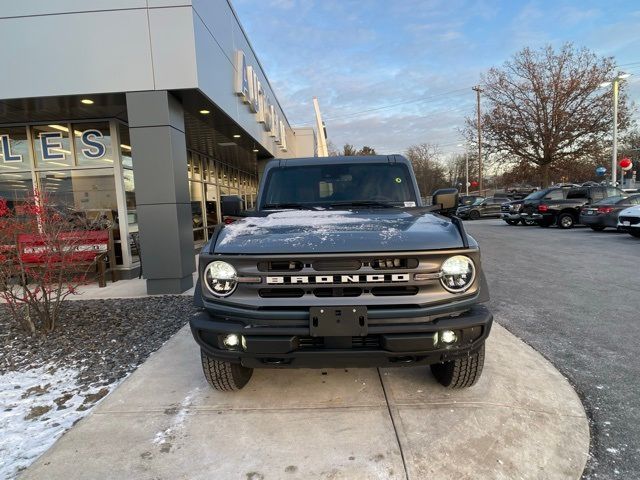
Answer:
(464, 219, 640, 479)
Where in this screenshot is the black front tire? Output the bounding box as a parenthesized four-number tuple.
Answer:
(558, 213, 575, 229)
(469, 210, 481, 220)
(430, 343, 485, 389)
(590, 226, 606, 232)
(505, 219, 519, 226)
(201, 350, 253, 391)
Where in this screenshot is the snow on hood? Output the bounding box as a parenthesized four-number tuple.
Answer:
(213, 208, 465, 254)
(218, 210, 380, 246)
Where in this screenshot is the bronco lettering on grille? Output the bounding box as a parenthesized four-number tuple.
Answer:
(266, 274, 410, 285)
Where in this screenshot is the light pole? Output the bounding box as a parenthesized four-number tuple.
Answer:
(457, 144, 469, 196)
(600, 72, 630, 185)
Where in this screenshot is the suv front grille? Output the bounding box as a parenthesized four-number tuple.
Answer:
(620, 216, 640, 225)
(298, 335, 380, 349)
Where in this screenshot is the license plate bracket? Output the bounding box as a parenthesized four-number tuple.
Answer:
(309, 306, 368, 337)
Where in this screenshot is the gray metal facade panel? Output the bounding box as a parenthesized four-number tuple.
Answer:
(192, 15, 241, 120)
(0, 0, 147, 18)
(148, 6, 199, 91)
(0, 9, 155, 100)
(147, 0, 193, 7)
(191, 0, 295, 157)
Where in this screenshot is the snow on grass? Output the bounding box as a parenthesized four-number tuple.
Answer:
(0, 365, 113, 479)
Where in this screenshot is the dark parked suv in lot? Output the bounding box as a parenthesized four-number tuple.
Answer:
(521, 185, 623, 228)
(456, 197, 504, 220)
(190, 156, 493, 391)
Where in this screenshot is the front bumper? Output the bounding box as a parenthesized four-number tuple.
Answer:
(190, 304, 493, 369)
(580, 214, 617, 228)
(501, 213, 521, 221)
(520, 212, 543, 221)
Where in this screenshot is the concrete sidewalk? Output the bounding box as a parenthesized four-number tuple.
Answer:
(22, 323, 589, 480)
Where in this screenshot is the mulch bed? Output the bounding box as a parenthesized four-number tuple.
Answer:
(1, 296, 196, 383)
(0, 296, 198, 478)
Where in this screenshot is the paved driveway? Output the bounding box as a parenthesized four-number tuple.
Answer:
(22, 324, 587, 480)
(465, 219, 640, 479)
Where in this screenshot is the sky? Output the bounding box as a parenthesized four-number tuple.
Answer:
(233, 0, 640, 157)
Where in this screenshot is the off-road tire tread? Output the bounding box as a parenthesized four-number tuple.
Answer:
(430, 343, 485, 389)
(200, 350, 253, 391)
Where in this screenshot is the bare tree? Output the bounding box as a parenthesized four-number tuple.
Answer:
(356, 146, 377, 156)
(467, 44, 633, 186)
(335, 144, 377, 156)
(405, 143, 448, 196)
(341, 144, 358, 156)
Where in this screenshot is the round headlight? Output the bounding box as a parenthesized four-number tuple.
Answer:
(204, 261, 237, 297)
(440, 255, 475, 293)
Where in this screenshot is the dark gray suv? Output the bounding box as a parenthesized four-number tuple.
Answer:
(456, 197, 504, 220)
(190, 156, 493, 391)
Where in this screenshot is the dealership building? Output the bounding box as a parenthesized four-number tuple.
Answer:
(0, 0, 316, 294)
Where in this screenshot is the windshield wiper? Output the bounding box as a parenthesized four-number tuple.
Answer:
(262, 203, 317, 210)
(328, 201, 397, 209)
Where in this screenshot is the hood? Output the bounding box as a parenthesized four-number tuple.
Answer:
(620, 205, 640, 217)
(213, 209, 467, 254)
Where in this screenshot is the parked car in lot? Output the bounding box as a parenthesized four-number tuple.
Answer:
(506, 185, 537, 199)
(456, 197, 503, 220)
(522, 185, 624, 228)
(501, 196, 539, 226)
(459, 195, 484, 206)
(580, 195, 640, 231)
(618, 204, 640, 238)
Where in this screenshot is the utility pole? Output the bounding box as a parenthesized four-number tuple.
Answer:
(600, 72, 630, 185)
(313, 97, 329, 157)
(465, 151, 470, 196)
(612, 78, 619, 185)
(472, 86, 483, 193)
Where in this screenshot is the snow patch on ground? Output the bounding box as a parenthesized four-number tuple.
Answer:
(152, 389, 198, 450)
(0, 365, 114, 479)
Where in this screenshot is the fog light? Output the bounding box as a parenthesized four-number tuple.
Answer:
(440, 330, 457, 344)
(223, 334, 240, 348)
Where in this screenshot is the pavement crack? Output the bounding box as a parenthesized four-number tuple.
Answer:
(377, 368, 410, 480)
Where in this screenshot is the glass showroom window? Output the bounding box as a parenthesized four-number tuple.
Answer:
(0, 171, 33, 213)
(38, 169, 118, 222)
(33, 124, 73, 168)
(73, 122, 114, 168)
(0, 126, 30, 174)
(188, 153, 205, 243)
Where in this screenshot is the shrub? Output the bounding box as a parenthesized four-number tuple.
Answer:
(0, 192, 106, 334)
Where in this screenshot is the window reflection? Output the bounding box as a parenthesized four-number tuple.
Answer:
(73, 122, 114, 167)
(33, 124, 73, 168)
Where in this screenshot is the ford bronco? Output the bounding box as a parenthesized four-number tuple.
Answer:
(190, 155, 493, 391)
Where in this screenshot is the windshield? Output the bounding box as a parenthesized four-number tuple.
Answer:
(594, 196, 626, 205)
(525, 190, 545, 200)
(472, 198, 484, 205)
(261, 163, 417, 208)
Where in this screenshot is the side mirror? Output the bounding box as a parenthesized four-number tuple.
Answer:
(432, 188, 459, 215)
(220, 195, 245, 217)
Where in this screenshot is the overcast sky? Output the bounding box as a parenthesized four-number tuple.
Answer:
(233, 0, 640, 157)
